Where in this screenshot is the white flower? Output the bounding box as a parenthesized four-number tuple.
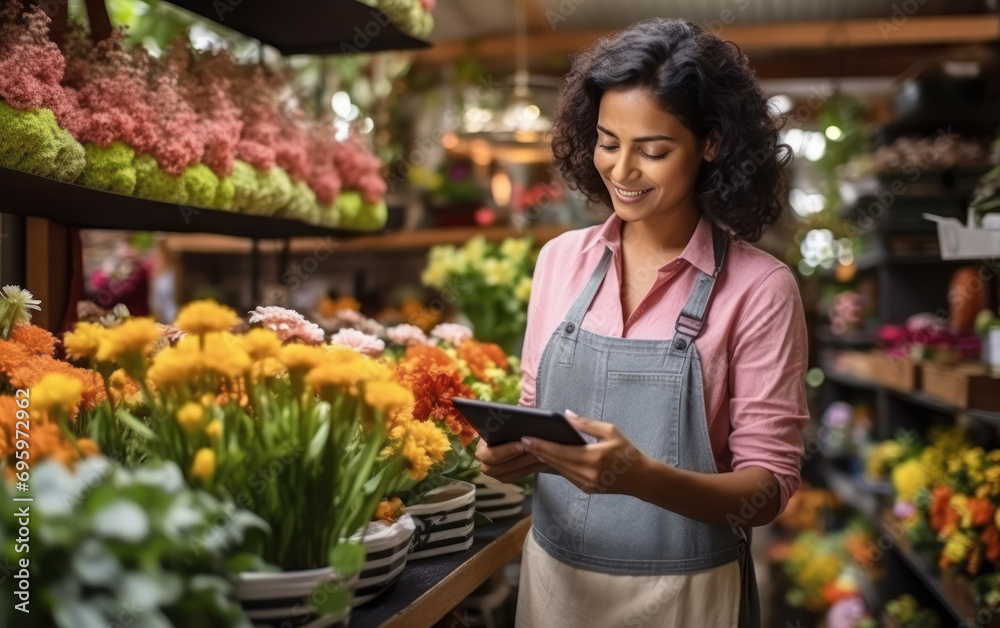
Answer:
(319, 308, 385, 337)
(431, 322, 474, 346)
(248, 306, 325, 345)
(329, 328, 385, 357)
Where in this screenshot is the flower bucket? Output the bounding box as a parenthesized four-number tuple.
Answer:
(473, 474, 525, 520)
(405, 480, 476, 560)
(350, 514, 416, 607)
(235, 567, 357, 627)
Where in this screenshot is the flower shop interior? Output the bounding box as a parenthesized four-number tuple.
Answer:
(1, 0, 1000, 627)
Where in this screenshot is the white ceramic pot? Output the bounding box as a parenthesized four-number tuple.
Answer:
(350, 514, 416, 607)
(236, 566, 356, 627)
(404, 480, 476, 560)
(473, 474, 526, 520)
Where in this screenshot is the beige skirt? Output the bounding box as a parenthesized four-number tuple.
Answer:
(515, 531, 741, 628)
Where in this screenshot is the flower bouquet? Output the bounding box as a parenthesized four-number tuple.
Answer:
(421, 236, 537, 355)
(56, 300, 421, 622)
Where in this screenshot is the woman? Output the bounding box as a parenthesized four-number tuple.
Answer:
(475, 18, 808, 628)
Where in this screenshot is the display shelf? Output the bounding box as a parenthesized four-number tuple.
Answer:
(0, 166, 370, 239)
(164, 0, 430, 55)
(819, 462, 977, 627)
(165, 224, 570, 255)
(825, 368, 1000, 429)
(350, 500, 531, 628)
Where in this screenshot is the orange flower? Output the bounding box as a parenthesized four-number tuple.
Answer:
(930, 485, 959, 535)
(0, 339, 30, 380)
(844, 532, 876, 569)
(457, 339, 509, 380)
(982, 526, 1000, 564)
(403, 345, 459, 375)
(406, 369, 477, 445)
(0, 395, 18, 456)
(3, 356, 107, 414)
(969, 497, 995, 528)
(374, 497, 405, 522)
(821, 580, 856, 606)
(10, 324, 57, 357)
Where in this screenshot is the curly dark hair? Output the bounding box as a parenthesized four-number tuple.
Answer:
(550, 18, 791, 242)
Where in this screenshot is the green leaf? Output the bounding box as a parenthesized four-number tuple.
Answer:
(328, 542, 366, 576)
(119, 411, 158, 442)
(472, 511, 494, 527)
(310, 582, 352, 618)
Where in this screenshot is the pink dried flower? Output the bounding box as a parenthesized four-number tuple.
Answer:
(248, 305, 325, 345)
(0, 3, 82, 131)
(177, 44, 243, 177)
(144, 39, 204, 175)
(386, 324, 429, 347)
(430, 323, 473, 346)
(329, 328, 385, 357)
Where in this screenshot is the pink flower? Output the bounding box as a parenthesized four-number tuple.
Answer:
(893, 499, 917, 520)
(248, 306, 325, 345)
(386, 324, 429, 347)
(329, 328, 385, 357)
(419, 0, 436, 11)
(430, 323, 473, 347)
(319, 308, 385, 337)
(826, 596, 869, 628)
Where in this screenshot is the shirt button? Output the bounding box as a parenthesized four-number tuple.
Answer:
(674, 338, 687, 351)
(565, 323, 575, 334)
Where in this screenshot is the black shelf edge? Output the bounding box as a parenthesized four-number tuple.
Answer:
(2, 166, 375, 239)
(815, 326, 879, 349)
(164, 0, 431, 54)
(825, 369, 882, 392)
(818, 462, 974, 626)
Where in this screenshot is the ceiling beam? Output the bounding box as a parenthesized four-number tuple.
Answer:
(413, 14, 999, 66)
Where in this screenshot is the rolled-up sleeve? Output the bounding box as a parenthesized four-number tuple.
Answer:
(727, 266, 808, 516)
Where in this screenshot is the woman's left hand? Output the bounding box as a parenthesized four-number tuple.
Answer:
(521, 410, 651, 496)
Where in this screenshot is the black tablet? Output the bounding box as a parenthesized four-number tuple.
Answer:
(452, 397, 589, 447)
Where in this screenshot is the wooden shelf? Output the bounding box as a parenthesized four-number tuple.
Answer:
(351, 504, 531, 628)
(825, 368, 1000, 428)
(1, 166, 369, 239)
(164, 0, 430, 54)
(165, 224, 570, 255)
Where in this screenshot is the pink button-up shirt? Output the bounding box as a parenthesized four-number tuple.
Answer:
(519, 213, 808, 514)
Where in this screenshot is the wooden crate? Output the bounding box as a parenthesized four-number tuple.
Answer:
(922, 362, 1000, 410)
(871, 353, 922, 392)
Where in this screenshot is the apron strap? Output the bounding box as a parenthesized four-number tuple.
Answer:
(673, 224, 728, 344)
(563, 245, 614, 329)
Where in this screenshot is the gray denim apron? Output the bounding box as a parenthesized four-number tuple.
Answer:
(530, 223, 760, 627)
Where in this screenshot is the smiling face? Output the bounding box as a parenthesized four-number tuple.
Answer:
(594, 88, 713, 225)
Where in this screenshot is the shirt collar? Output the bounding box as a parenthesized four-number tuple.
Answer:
(582, 212, 718, 276)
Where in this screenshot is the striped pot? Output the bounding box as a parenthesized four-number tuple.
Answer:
(235, 566, 356, 628)
(473, 474, 526, 520)
(351, 514, 416, 607)
(405, 480, 476, 560)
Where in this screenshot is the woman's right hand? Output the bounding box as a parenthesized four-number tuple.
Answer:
(476, 439, 550, 484)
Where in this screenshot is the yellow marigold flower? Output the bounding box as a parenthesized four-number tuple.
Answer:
(146, 344, 201, 389)
(108, 368, 141, 405)
(205, 419, 222, 439)
(63, 321, 108, 361)
(943, 531, 974, 564)
(950, 494, 972, 529)
(398, 418, 450, 481)
(308, 362, 364, 394)
(174, 300, 239, 336)
(280, 343, 327, 372)
(242, 328, 282, 361)
(892, 459, 928, 503)
(96, 317, 161, 362)
(364, 381, 414, 414)
(31, 373, 83, 416)
(190, 448, 216, 481)
(250, 357, 285, 380)
(514, 276, 533, 302)
(75, 438, 100, 457)
(201, 332, 251, 379)
(176, 402, 204, 431)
